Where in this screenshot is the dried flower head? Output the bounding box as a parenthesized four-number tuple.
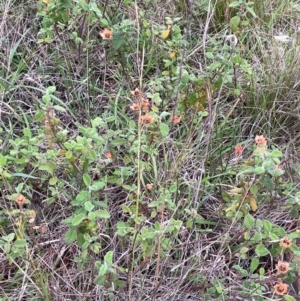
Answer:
(276, 261, 290, 275)
(141, 98, 150, 111)
(130, 103, 139, 111)
(100, 28, 113, 40)
(234, 144, 243, 156)
(15, 194, 26, 208)
(171, 115, 181, 124)
(131, 88, 141, 99)
(105, 151, 113, 159)
(46, 108, 55, 119)
(146, 183, 153, 190)
(255, 135, 267, 145)
(41, 225, 48, 234)
(140, 114, 154, 125)
(274, 282, 288, 295)
(279, 237, 292, 249)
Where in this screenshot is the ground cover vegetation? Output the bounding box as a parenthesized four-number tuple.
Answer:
(1, 0, 300, 300)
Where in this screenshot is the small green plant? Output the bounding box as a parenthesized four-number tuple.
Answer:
(37, 0, 73, 43)
(0, 232, 27, 261)
(94, 251, 125, 299)
(222, 135, 286, 220)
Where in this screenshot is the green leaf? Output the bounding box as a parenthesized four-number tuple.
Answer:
(104, 251, 113, 265)
(240, 247, 249, 254)
(224, 74, 232, 84)
(232, 54, 241, 64)
(65, 227, 77, 244)
(263, 220, 272, 232)
(290, 207, 298, 218)
(49, 176, 58, 185)
(16, 183, 24, 193)
(72, 191, 89, 206)
(123, 184, 137, 191)
(95, 274, 106, 285)
(208, 61, 222, 71)
(187, 92, 197, 105)
(65, 150, 73, 159)
(240, 63, 252, 74)
(244, 231, 250, 240)
(254, 166, 265, 175)
(90, 181, 105, 191)
(99, 263, 108, 276)
(38, 162, 56, 174)
(250, 185, 258, 195)
(164, 59, 172, 68)
(84, 201, 95, 212)
(52, 105, 66, 112)
(221, 191, 231, 202)
(101, 18, 109, 27)
(112, 32, 125, 50)
(270, 150, 283, 158)
(95, 264, 108, 284)
(181, 74, 189, 85)
(262, 177, 274, 190)
(256, 219, 263, 227)
(141, 145, 155, 155)
(2, 233, 15, 242)
(91, 117, 105, 128)
(117, 221, 134, 236)
(288, 232, 300, 239)
(46, 86, 56, 94)
(273, 226, 286, 237)
(243, 213, 255, 229)
(95, 261, 102, 269)
(83, 174, 91, 186)
(283, 295, 297, 301)
(250, 258, 259, 272)
(229, 16, 240, 32)
(4, 242, 11, 253)
(268, 169, 285, 177)
(72, 213, 87, 226)
(229, 1, 240, 7)
(160, 111, 171, 118)
(246, 6, 257, 18)
(159, 123, 169, 137)
(88, 211, 96, 221)
(255, 244, 269, 256)
(23, 128, 31, 137)
(77, 233, 85, 247)
(42, 94, 51, 102)
(152, 93, 162, 105)
(241, 20, 249, 26)
(216, 286, 222, 294)
(238, 167, 255, 175)
(110, 138, 128, 146)
(205, 52, 214, 60)
(186, 219, 193, 228)
(94, 209, 110, 219)
(13, 239, 27, 248)
(269, 233, 278, 241)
